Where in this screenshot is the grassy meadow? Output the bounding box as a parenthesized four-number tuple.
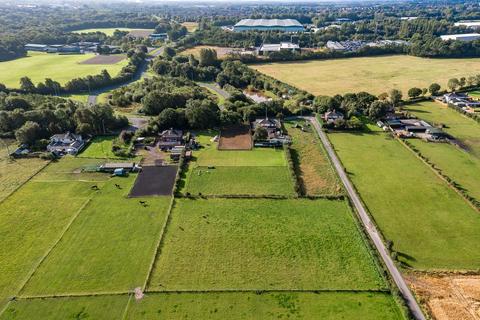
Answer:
(181, 22, 199, 33)
(0, 140, 48, 201)
(182, 131, 294, 196)
(126, 292, 403, 320)
(0, 52, 127, 88)
(186, 166, 295, 196)
(285, 120, 342, 196)
(408, 139, 480, 200)
(404, 101, 480, 158)
(328, 125, 480, 270)
(254, 55, 480, 96)
(78, 136, 128, 159)
(148, 198, 385, 291)
(1, 295, 129, 320)
(71, 28, 151, 36)
(21, 176, 171, 296)
(0, 180, 98, 307)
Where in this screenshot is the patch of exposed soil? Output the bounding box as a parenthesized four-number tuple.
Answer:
(406, 272, 480, 320)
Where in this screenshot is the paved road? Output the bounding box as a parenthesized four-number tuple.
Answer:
(307, 116, 426, 320)
(196, 82, 230, 111)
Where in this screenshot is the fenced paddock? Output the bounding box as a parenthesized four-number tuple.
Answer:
(218, 125, 252, 150)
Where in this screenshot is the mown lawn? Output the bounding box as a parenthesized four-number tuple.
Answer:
(328, 126, 480, 270)
(0, 180, 97, 308)
(0, 141, 48, 201)
(0, 52, 127, 88)
(254, 55, 480, 96)
(185, 166, 295, 196)
(408, 139, 480, 200)
(1, 295, 128, 320)
(21, 176, 171, 296)
(126, 292, 404, 320)
(404, 101, 480, 158)
(285, 120, 341, 196)
(78, 136, 127, 159)
(148, 198, 385, 291)
(197, 147, 286, 167)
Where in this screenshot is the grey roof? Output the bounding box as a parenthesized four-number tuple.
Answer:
(235, 19, 302, 28)
(25, 44, 48, 48)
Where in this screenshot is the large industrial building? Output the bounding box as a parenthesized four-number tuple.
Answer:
(440, 33, 480, 41)
(233, 19, 304, 32)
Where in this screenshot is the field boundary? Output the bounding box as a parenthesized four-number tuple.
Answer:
(144, 288, 391, 294)
(16, 198, 93, 297)
(398, 138, 480, 212)
(0, 159, 50, 205)
(141, 196, 176, 291)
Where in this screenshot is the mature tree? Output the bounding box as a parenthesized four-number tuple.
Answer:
(0, 83, 6, 92)
(422, 88, 428, 96)
(152, 60, 170, 75)
(447, 78, 460, 91)
(253, 126, 268, 140)
(313, 95, 336, 113)
(185, 99, 219, 129)
(19, 77, 35, 92)
(428, 83, 441, 95)
(4, 96, 30, 111)
(388, 89, 402, 108)
(368, 100, 390, 119)
(199, 48, 218, 67)
(163, 47, 176, 59)
(219, 110, 242, 126)
(407, 87, 422, 99)
(459, 77, 466, 88)
(15, 121, 40, 145)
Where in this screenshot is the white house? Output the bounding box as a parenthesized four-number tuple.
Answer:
(47, 132, 85, 155)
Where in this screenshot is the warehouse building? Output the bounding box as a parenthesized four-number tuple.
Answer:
(440, 33, 480, 41)
(233, 19, 304, 32)
(454, 21, 480, 30)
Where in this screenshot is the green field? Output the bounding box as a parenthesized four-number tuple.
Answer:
(34, 157, 108, 182)
(408, 139, 480, 200)
(78, 136, 128, 159)
(182, 131, 293, 196)
(285, 120, 342, 196)
(0, 180, 97, 307)
(0, 141, 48, 201)
(404, 101, 480, 158)
(71, 28, 151, 36)
(21, 176, 171, 296)
(186, 166, 295, 196)
(254, 55, 480, 96)
(126, 292, 403, 320)
(148, 198, 385, 291)
(0, 52, 127, 88)
(1, 291, 403, 320)
(328, 125, 480, 270)
(1, 295, 128, 320)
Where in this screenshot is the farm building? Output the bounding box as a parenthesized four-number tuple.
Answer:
(257, 42, 300, 55)
(440, 33, 480, 41)
(47, 132, 85, 155)
(25, 44, 48, 52)
(99, 162, 141, 172)
(233, 19, 304, 32)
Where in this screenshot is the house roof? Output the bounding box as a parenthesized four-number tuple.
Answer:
(160, 129, 183, 138)
(51, 132, 81, 141)
(254, 118, 280, 128)
(325, 110, 344, 117)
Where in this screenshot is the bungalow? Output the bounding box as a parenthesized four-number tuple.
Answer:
(442, 92, 480, 110)
(158, 129, 183, 150)
(323, 110, 344, 124)
(46, 132, 85, 155)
